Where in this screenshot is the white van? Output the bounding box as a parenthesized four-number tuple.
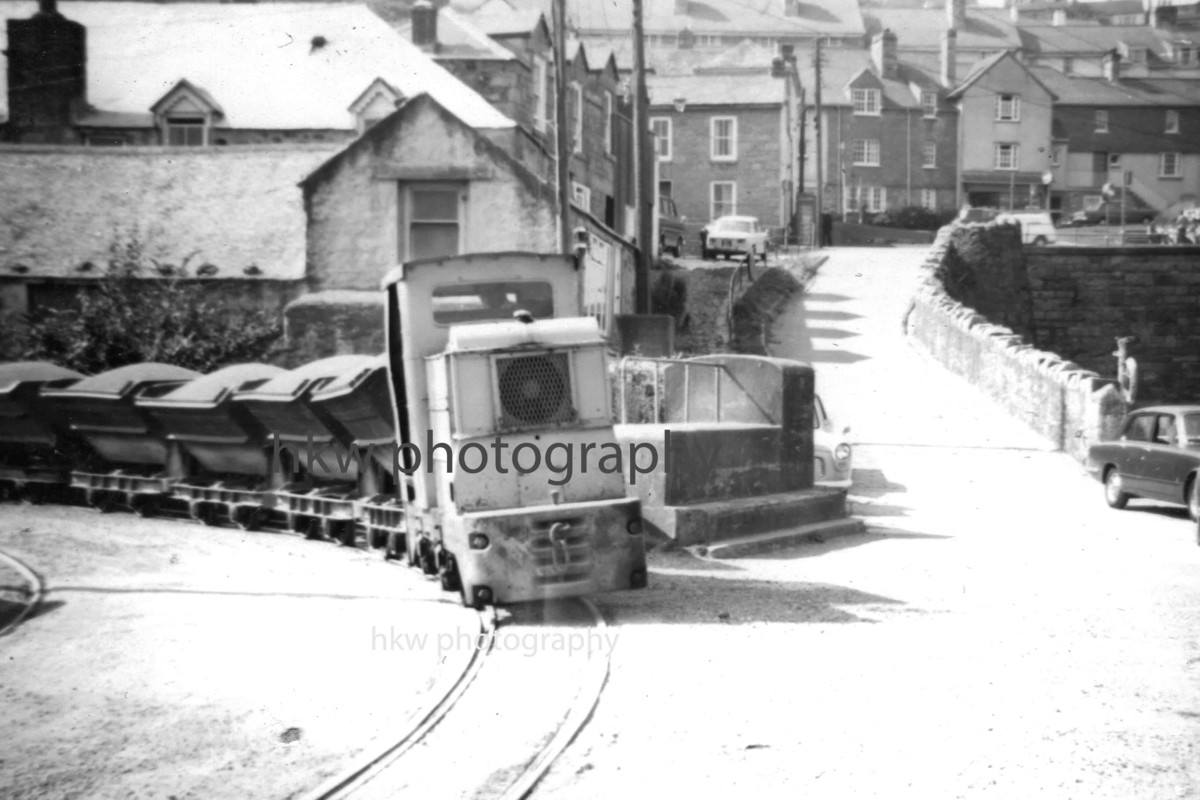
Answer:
(995, 211, 1057, 246)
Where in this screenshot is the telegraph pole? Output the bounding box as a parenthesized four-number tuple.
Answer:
(813, 38, 824, 247)
(552, 0, 572, 255)
(632, 0, 652, 313)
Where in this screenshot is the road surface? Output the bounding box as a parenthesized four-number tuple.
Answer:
(536, 245, 1200, 799)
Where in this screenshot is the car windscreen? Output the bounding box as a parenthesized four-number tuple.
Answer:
(714, 220, 754, 233)
(1124, 414, 1156, 442)
(431, 281, 554, 325)
(1183, 414, 1200, 445)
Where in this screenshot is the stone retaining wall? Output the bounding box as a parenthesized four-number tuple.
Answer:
(907, 225, 1127, 462)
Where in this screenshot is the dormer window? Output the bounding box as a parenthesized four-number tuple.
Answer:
(349, 78, 404, 135)
(1120, 43, 1147, 64)
(151, 79, 223, 147)
(1095, 109, 1109, 133)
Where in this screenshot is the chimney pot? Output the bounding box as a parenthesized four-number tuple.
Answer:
(871, 29, 899, 79)
(412, 0, 437, 50)
(1103, 48, 1122, 82)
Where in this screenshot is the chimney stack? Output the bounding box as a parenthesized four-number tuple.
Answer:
(940, 28, 957, 88)
(412, 0, 438, 50)
(946, 0, 965, 28)
(871, 29, 899, 79)
(1051, 9, 1067, 26)
(1102, 48, 1121, 82)
(5, 2, 86, 143)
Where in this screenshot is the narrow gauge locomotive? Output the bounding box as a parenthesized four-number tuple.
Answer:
(377, 251, 648, 608)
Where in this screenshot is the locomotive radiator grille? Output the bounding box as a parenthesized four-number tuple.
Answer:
(528, 518, 593, 585)
(495, 352, 575, 429)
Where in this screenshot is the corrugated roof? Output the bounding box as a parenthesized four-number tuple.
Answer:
(864, 8, 1022, 50)
(0, 144, 340, 280)
(0, 2, 513, 131)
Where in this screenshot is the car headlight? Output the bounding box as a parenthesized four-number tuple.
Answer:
(834, 443, 852, 463)
(468, 533, 490, 550)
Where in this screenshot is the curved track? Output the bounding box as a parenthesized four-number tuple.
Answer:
(0, 548, 43, 638)
(306, 597, 612, 800)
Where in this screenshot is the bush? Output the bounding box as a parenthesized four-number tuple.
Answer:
(870, 206, 958, 231)
(11, 230, 283, 374)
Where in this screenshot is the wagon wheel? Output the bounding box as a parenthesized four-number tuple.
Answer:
(194, 503, 221, 527)
(336, 520, 357, 547)
(236, 507, 267, 532)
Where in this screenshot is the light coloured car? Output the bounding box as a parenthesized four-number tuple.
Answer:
(702, 215, 769, 263)
(994, 211, 1057, 246)
(814, 394, 852, 489)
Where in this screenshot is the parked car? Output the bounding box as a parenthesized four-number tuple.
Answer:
(1065, 205, 1154, 227)
(702, 215, 769, 263)
(956, 207, 1000, 224)
(1086, 406, 1200, 524)
(814, 394, 852, 489)
(994, 211, 1057, 246)
(658, 196, 687, 258)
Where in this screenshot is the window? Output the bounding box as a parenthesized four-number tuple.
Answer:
(1166, 110, 1180, 134)
(1062, 57, 1074, 74)
(1095, 109, 1109, 133)
(994, 143, 1018, 170)
(697, 34, 723, 47)
(1156, 414, 1178, 446)
(659, 180, 673, 198)
(572, 181, 592, 210)
(166, 117, 205, 146)
(1050, 148, 1060, 167)
(1124, 414, 1156, 442)
(920, 188, 937, 210)
(852, 88, 881, 115)
(1108, 153, 1121, 168)
(533, 56, 548, 132)
(1126, 47, 1147, 65)
(711, 181, 736, 218)
(921, 91, 937, 118)
(1160, 152, 1182, 178)
(922, 141, 937, 168)
(865, 186, 886, 213)
(852, 139, 880, 166)
(571, 82, 583, 154)
(710, 117, 737, 160)
(651, 117, 672, 161)
(431, 281, 554, 325)
(604, 92, 614, 154)
(401, 184, 461, 262)
(995, 94, 1020, 121)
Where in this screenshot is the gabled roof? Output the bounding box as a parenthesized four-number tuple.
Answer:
(0, 2, 513, 131)
(0, 143, 340, 280)
(348, 78, 404, 115)
(947, 49, 1059, 100)
(149, 79, 225, 120)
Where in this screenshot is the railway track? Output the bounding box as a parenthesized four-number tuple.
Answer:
(300, 597, 612, 800)
(0, 548, 43, 638)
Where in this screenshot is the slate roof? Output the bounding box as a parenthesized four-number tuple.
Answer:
(1017, 23, 1175, 56)
(0, 2, 514, 131)
(1029, 66, 1200, 105)
(393, 5, 517, 60)
(863, 8, 1023, 50)
(461, 0, 865, 36)
(0, 144, 340, 280)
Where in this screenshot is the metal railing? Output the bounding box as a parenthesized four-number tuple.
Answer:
(616, 356, 775, 426)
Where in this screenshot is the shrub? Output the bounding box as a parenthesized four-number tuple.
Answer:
(871, 206, 958, 231)
(11, 230, 283, 374)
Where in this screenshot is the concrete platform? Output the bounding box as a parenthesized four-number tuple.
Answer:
(641, 485, 850, 546)
(699, 518, 866, 559)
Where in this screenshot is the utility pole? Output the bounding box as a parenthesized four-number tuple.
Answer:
(632, 0, 652, 313)
(552, 0, 572, 255)
(813, 38, 824, 247)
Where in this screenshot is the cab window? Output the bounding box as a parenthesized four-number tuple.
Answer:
(431, 281, 553, 325)
(1124, 414, 1156, 442)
